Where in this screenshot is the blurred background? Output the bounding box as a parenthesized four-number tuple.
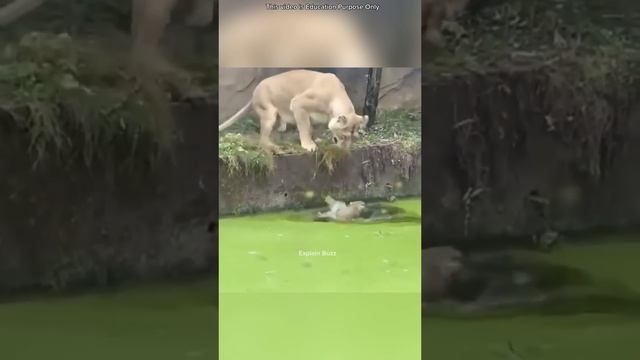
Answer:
(219, 0, 420, 67)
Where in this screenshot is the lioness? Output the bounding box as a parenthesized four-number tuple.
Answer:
(218, 70, 369, 152)
(423, 0, 470, 46)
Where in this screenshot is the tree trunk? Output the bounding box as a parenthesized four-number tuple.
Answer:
(363, 68, 382, 128)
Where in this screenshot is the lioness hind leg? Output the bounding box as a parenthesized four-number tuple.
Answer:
(257, 106, 282, 153)
(290, 92, 321, 152)
(131, 0, 179, 58)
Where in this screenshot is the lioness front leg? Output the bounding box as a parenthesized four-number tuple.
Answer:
(290, 93, 319, 152)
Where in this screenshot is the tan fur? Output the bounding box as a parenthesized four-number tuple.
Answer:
(422, 0, 470, 46)
(317, 196, 366, 222)
(218, 70, 369, 152)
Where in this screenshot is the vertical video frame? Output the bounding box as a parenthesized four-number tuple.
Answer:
(218, 1, 422, 359)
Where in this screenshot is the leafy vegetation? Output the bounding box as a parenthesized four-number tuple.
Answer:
(0, 32, 178, 170)
(218, 133, 274, 175)
(0, 0, 216, 171)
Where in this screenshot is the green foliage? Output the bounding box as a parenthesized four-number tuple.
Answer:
(218, 133, 274, 175)
(0, 32, 174, 170)
(357, 109, 422, 153)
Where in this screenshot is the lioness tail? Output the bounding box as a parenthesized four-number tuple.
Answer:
(219, 101, 252, 131)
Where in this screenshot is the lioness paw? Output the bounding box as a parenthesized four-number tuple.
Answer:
(302, 142, 317, 152)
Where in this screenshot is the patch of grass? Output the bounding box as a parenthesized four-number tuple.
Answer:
(0, 32, 178, 170)
(356, 109, 422, 153)
(218, 133, 274, 175)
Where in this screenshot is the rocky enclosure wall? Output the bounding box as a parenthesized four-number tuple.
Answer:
(422, 69, 640, 246)
(0, 104, 217, 294)
(219, 145, 422, 215)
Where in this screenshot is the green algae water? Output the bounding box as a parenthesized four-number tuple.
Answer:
(0, 280, 216, 360)
(424, 236, 640, 360)
(219, 199, 422, 360)
(3, 215, 640, 360)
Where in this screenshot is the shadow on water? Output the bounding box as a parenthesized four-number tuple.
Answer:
(424, 233, 640, 322)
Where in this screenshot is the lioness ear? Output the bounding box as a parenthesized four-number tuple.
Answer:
(337, 115, 348, 126)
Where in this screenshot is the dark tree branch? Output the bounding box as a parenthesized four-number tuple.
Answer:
(363, 68, 382, 129)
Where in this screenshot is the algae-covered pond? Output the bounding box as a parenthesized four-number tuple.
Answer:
(219, 199, 421, 293)
(0, 222, 640, 360)
(0, 280, 217, 360)
(219, 199, 422, 359)
(424, 237, 640, 359)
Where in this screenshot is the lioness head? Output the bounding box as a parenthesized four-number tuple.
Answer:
(328, 114, 369, 149)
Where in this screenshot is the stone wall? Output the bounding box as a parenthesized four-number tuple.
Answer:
(0, 104, 217, 293)
(219, 145, 421, 215)
(421, 69, 640, 247)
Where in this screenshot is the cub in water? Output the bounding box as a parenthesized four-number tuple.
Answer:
(316, 196, 366, 222)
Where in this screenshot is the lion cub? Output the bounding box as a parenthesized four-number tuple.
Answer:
(422, 0, 470, 46)
(218, 70, 368, 152)
(317, 196, 366, 222)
